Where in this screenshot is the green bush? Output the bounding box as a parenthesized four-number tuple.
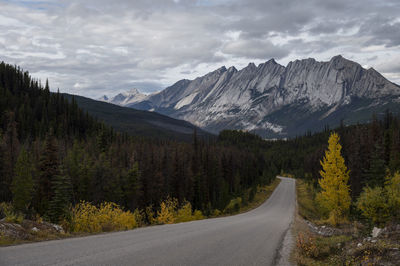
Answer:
(356, 186, 389, 225)
(356, 172, 400, 225)
(0, 202, 24, 224)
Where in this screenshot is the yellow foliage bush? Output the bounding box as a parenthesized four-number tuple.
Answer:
(0, 202, 24, 224)
(193, 210, 205, 220)
(385, 171, 400, 219)
(356, 186, 389, 225)
(69, 201, 138, 233)
(145, 205, 156, 225)
(156, 197, 204, 224)
(224, 197, 242, 214)
(212, 209, 221, 217)
(357, 172, 400, 225)
(157, 201, 176, 224)
(175, 201, 193, 223)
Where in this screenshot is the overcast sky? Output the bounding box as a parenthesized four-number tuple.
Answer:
(0, 0, 399, 98)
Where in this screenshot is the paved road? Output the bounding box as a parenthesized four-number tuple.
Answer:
(0, 177, 296, 266)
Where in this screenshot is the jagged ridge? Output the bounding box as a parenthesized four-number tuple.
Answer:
(111, 55, 400, 137)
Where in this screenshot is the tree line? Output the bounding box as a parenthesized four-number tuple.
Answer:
(0, 62, 276, 223)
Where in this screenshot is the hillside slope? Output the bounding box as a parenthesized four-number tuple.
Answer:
(64, 94, 212, 141)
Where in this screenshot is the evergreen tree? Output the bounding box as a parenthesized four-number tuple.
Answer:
(11, 148, 34, 213)
(317, 132, 351, 225)
(123, 162, 141, 210)
(364, 143, 386, 187)
(35, 133, 59, 215)
(49, 165, 72, 223)
(0, 112, 20, 202)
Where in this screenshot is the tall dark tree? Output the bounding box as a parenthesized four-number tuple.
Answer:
(48, 166, 72, 223)
(11, 147, 34, 213)
(0, 112, 20, 202)
(35, 132, 59, 215)
(123, 162, 141, 210)
(364, 144, 386, 187)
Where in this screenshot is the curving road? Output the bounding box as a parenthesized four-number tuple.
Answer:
(0, 177, 295, 266)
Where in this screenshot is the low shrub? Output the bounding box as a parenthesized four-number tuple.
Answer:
(68, 201, 138, 233)
(356, 186, 389, 225)
(297, 232, 318, 258)
(0, 202, 24, 224)
(224, 197, 242, 214)
(356, 172, 400, 225)
(156, 197, 205, 224)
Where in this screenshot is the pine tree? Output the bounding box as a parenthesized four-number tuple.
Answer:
(317, 132, 351, 225)
(11, 148, 34, 213)
(123, 162, 141, 210)
(0, 112, 20, 202)
(35, 132, 59, 215)
(364, 143, 386, 187)
(48, 165, 72, 223)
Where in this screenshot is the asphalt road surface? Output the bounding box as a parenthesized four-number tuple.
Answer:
(0, 177, 296, 266)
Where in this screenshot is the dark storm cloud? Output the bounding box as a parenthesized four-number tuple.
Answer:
(0, 0, 399, 98)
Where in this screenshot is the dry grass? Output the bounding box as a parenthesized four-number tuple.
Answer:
(296, 179, 326, 223)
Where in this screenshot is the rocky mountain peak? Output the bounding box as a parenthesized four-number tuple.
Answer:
(115, 55, 400, 138)
(247, 62, 256, 69)
(227, 66, 237, 73)
(126, 88, 141, 95)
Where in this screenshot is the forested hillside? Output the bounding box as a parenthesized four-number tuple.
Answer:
(220, 112, 400, 200)
(63, 93, 212, 142)
(0, 62, 276, 224)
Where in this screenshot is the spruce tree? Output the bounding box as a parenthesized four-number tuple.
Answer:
(49, 165, 72, 223)
(123, 162, 141, 211)
(317, 132, 351, 225)
(364, 143, 386, 187)
(0, 113, 20, 202)
(36, 132, 59, 215)
(11, 148, 34, 213)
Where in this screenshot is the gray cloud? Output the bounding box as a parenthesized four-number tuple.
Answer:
(223, 38, 289, 60)
(0, 0, 399, 97)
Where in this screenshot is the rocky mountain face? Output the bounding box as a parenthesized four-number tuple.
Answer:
(99, 88, 147, 106)
(110, 55, 400, 138)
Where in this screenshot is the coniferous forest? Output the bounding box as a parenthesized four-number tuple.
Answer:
(1, 61, 400, 226)
(0, 62, 276, 223)
(220, 112, 400, 201)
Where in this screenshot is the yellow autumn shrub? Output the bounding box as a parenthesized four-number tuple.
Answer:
(175, 201, 193, 223)
(193, 210, 205, 220)
(69, 201, 138, 233)
(156, 198, 205, 224)
(156, 197, 177, 224)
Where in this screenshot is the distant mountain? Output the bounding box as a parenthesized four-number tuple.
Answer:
(99, 88, 147, 106)
(64, 94, 212, 141)
(98, 95, 109, 102)
(115, 55, 400, 138)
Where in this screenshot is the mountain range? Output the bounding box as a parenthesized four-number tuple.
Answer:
(101, 55, 400, 138)
(99, 88, 147, 106)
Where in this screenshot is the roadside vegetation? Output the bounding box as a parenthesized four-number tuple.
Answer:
(0, 63, 279, 245)
(294, 132, 400, 265)
(0, 178, 280, 246)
